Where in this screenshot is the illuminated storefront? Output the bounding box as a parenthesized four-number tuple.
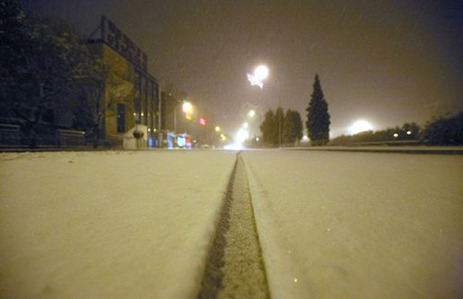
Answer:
(166, 133, 192, 149)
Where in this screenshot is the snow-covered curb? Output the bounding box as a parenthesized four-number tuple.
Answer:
(244, 156, 305, 298)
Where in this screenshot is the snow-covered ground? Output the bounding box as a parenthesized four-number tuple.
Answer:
(0, 150, 236, 298)
(243, 150, 463, 298)
(2, 149, 462, 298)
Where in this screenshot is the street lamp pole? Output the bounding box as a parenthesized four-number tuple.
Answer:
(247, 64, 269, 141)
(173, 104, 177, 133)
(278, 96, 282, 148)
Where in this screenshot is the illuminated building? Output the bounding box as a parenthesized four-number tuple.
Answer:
(88, 16, 160, 147)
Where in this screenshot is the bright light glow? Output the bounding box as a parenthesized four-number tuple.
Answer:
(177, 136, 186, 147)
(247, 65, 268, 89)
(248, 109, 256, 118)
(215, 126, 221, 132)
(393, 133, 399, 138)
(349, 120, 374, 135)
(182, 101, 193, 119)
(256, 137, 260, 142)
(247, 73, 264, 89)
(199, 118, 206, 126)
(243, 122, 249, 128)
(255, 65, 269, 81)
(225, 128, 249, 150)
(406, 130, 412, 135)
(182, 102, 192, 113)
(236, 128, 249, 142)
(224, 143, 243, 150)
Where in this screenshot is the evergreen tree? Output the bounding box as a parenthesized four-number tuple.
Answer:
(275, 106, 284, 146)
(283, 109, 303, 145)
(306, 74, 330, 145)
(260, 109, 278, 146)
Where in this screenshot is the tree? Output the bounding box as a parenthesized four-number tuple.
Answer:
(283, 109, 303, 145)
(401, 122, 421, 139)
(260, 109, 278, 146)
(306, 74, 330, 146)
(70, 55, 111, 147)
(0, 1, 110, 147)
(422, 112, 463, 145)
(275, 106, 284, 146)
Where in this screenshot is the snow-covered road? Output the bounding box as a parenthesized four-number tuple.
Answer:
(1, 149, 462, 298)
(0, 151, 236, 298)
(243, 150, 463, 298)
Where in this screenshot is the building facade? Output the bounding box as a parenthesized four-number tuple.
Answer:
(89, 16, 160, 147)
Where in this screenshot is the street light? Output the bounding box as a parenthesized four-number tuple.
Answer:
(248, 109, 256, 118)
(248, 65, 283, 147)
(182, 101, 193, 119)
(174, 100, 193, 133)
(247, 65, 269, 89)
(255, 65, 269, 81)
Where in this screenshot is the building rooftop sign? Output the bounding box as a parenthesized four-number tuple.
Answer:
(100, 16, 148, 72)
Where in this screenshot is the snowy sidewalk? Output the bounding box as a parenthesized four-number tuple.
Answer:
(243, 150, 463, 298)
(0, 151, 236, 298)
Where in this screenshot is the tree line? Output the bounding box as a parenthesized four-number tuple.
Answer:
(259, 71, 462, 147)
(330, 113, 463, 146)
(259, 108, 303, 146)
(259, 74, 330, 147)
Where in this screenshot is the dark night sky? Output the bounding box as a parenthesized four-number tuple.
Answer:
(22, 0, 463, 137)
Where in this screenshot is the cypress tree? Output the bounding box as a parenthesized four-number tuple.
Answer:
(306, 74, 330, 145)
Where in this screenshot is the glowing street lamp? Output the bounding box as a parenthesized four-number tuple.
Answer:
(174, 100, 193, 133)
(215, 126, 221, 132)
(255, 65, 269, 81)
(247, 65, 269, 89)
(248, 109, 256, 118)
(182, 101, 193, 119)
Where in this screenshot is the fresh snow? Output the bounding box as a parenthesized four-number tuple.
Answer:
(0, 150, 236, 298)
(1, 149, 462, 298)
(243, 150, 463, 298)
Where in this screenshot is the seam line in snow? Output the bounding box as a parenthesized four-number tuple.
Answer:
(198, 152, 269, 298)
